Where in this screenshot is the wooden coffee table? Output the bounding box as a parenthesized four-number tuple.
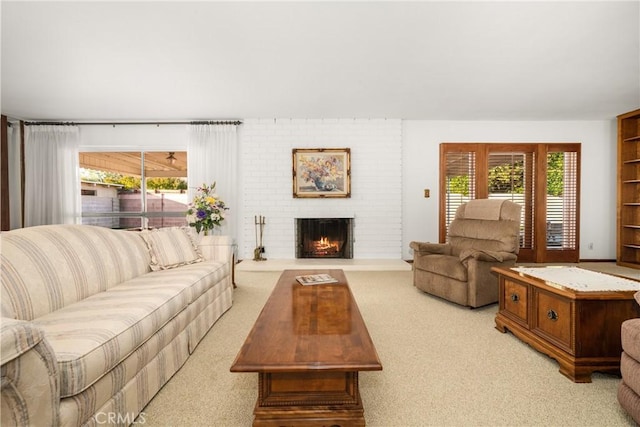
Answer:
(494, 266, 640, 382)
(230, 269, 382, 426)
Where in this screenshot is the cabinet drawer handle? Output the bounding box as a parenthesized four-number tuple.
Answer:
(510, 293, 519, 303)
(547, 309, 558, 321)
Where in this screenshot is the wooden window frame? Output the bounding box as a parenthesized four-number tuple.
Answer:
(440, 142, 581, 263)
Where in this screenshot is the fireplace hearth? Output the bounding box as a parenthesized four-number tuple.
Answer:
(296, 218, 353, 259)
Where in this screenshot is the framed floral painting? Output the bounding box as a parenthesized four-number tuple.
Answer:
(292, 148, 351, 198)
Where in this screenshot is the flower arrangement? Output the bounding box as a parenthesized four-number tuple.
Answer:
(186, 183, 228, 234)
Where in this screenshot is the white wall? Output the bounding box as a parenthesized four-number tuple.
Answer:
(238, 118, 402, 259)
(76, 119, 619, 261)
(402, 120, 617, 260)
(79, 124, 188, 151)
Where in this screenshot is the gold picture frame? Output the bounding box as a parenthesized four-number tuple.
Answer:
(292, 148, 351, 198)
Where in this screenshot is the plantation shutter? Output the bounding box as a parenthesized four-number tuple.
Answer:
(441, 149, 476, 241)
(487, 151, 535, 252)
(546, 149, 579, 252)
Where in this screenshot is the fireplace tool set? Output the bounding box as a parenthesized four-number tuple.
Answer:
(253, 215, 267, 261)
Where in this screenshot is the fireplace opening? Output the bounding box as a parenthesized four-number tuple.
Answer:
(296, 218, 353, 259)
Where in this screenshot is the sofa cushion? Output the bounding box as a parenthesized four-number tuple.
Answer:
(32, 260, 227, 398)
(58, 313, 193, 426)
(110, 261, 229, 307)
(33, 283, 188, 398)
(58, 269, 231, 425)
(413, 254, 468, 282)
(1, 225, 151, 321)
(140, 227, 203, 271)
(34, 262, 229, 397)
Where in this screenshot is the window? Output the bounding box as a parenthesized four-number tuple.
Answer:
(440, 143, 581, 263)
(79, 151, 188, 229)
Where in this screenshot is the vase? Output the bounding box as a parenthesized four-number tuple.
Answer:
(313, 177, 325, 191)
(202, 228, 221, 236)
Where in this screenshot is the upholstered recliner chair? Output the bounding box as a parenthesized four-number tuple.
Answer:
(410, 199, 522, 308)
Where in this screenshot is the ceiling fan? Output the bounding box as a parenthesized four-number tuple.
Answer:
(166, 152, 177, 165)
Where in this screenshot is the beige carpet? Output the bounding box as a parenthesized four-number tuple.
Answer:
(235, 258, 413, 272)
(140, 270, 636, 426)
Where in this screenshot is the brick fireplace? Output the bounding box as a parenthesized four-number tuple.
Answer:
(295, 218, 354, 259)
(240, 118, 402, 259)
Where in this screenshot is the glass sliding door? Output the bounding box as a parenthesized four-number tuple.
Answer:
(79, 151, 188, 229)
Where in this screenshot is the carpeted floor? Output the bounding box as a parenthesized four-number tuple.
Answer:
(140, 270, 636, 426)
(235, 258, 413, 272)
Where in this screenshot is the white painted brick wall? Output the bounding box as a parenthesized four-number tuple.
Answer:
(238, 118, 402, 259)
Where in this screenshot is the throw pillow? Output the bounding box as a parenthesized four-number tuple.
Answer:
(140, 227, 203, 271)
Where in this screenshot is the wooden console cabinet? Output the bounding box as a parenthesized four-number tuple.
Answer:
(494, 267, 640, 383)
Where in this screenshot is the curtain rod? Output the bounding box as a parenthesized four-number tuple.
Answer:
(23, 120, 242, 126)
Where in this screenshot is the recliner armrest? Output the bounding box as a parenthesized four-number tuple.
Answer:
(410, 241, 452, 255)
(459, 249, 517, 264)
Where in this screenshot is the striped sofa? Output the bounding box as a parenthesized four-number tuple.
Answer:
(1, 224, 234, 427)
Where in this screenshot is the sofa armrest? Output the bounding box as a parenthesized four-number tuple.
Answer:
(1, 318, 59, 427)
(1, 318, 44, 365)
(198, 235, 234, 263)
(410, 241, 452, 255)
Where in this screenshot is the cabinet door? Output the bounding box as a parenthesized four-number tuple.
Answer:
(502, 279, 529, 325)
(532, 289, 574, 354)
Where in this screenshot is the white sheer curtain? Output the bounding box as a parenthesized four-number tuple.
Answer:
(24, 125, 80, 226)
(187, 124, 238, 240)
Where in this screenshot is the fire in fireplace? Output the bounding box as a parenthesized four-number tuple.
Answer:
(296, 218, 353, 259)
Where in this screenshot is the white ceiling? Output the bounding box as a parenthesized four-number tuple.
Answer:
(2, 1, 639, 122)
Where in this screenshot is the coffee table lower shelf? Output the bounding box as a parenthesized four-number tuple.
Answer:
(253, 371, 364, 427)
